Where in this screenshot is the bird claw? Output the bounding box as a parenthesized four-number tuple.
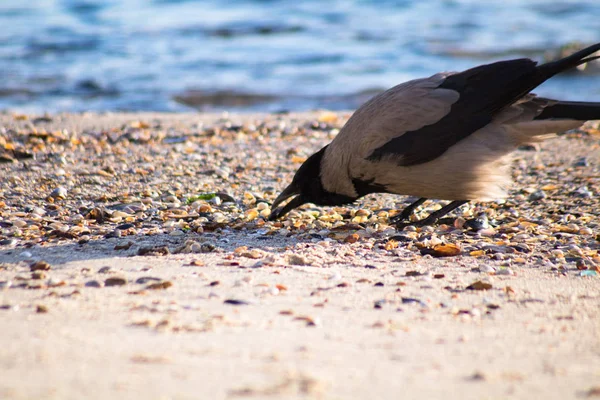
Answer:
(389, 211, 412, 225)
(394, 221, 411, 230)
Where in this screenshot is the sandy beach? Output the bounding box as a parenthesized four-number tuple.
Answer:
(1, 111, 599, 400)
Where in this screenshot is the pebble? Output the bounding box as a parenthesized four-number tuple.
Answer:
(573, 186, 592, 198)
(528, 190, 546, 201)
(30, 261, 51, 271)
(47, 278, 65, 287)
(31, 207, 46, 216)
(224, 299, 251, 306)
(135, 277, 162, 284)
(50, 186, 68, 199)
(12, 219, 27, 228)
(104, 277, 127, 287)
(36, 305, 49, 314)
(464, 213, 490, 231)
(200, 243, 216, 253)
(287, 254, 310, 265)
(117, 223, 135, 230)
(480, 265, 496, 274)
(31, 271, 46, 280)
(146, 281, 173, 290)
(496, 268, 515, 276)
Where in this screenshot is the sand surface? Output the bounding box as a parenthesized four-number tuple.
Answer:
(1, 111, 599, 400)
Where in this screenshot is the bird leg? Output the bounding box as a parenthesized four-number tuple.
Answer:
(395, 200, 468, 229)
(389, 197, 427, 224)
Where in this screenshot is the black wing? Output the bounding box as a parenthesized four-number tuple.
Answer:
(367, 43, 600, 166)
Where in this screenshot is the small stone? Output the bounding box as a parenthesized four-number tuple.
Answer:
(528, 190, 546, 201)
(30, 261, 51, 271)
(105, 276, 128, 287)
(496, 268, 514, 276)
(573, 186, 592, 198)
(374, 300, 386, 309)
(469, 371, 487, 381)
(146, 281, 173, 290)
(50, 186, 68, 199)
(116, 223, 135, 230)
(466, 281, 493, 291)
(12, 219, 27, 228)
(135, 277, 162, 284)
(36, 305, 49, 313)
(344, 234, 360, 244)
(480, 265, 496, 274)
(31, 207, 46, 216)
(47, 278, 65, 287)
(287, 254, 310, 266)
(27, 282, 45, 290)
(464, 213, 490, 231)
(31, 271, 46, 280)
(401, 297, 426, 306)
(224, 299, 250, 306)
(190, 242, 203, 253)
(85, 280, 103, 288)
(200, 243, 216, 253)
(477, 227, 496, 237)
(241, 249, 265, 259)
(98, 266, 113, 274)
(423, 243, 461, 257)
(0, 239, 17, 246)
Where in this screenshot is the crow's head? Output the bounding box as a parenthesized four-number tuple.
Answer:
(268, 146, 356, 220)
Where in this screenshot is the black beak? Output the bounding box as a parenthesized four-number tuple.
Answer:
(268, 184, 307, 220)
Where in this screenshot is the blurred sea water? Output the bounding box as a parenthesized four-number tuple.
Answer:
(1, 0, 599, 113)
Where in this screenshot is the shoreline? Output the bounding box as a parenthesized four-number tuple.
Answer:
(1, 111, 599, 399)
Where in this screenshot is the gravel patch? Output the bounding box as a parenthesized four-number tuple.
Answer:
(1, 111, 598, 276)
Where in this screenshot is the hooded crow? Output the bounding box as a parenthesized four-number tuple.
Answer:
(269, 43, 600, 227)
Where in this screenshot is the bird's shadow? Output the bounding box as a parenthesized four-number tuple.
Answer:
(0, 229, 315, 266)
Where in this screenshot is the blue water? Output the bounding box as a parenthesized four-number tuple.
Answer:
(1, 0, 600, 113)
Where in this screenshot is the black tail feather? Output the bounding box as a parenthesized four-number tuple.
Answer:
(493, 43, 600, 115)
(538, 43, 600, 77)
(535, 100, 600, 121)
